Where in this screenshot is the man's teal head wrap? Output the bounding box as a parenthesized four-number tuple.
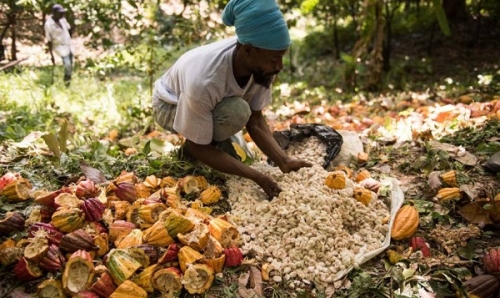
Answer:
(222, 0, 290, 51)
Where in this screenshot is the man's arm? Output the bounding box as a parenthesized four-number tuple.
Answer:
(44, 22, 55, 64)
(186, 140, 282, 200)
(47, 41, 55, 64)
(246, 110, 312, 173)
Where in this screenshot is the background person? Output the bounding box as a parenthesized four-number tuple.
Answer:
(44, 4, 73, 86)
(152, 0, 312, 200)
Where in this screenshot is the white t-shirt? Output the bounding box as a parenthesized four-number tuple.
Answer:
(44, 16, 72, 57)
(154, 37, 272, 145)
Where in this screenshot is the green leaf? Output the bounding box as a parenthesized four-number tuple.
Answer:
(41, 132, 61, 158)
(118, 134, 140, 148)
(58, 120, 69, 153)
(143, 140, 151, 155)
(1, 202, 16, 212)
(340, 52, 356, 65)
(402, 268, 415, 280)
(457, 244, 477, 260)
(150, 138, 173, 154)
(432, 0, 451, 36)
(300, 0, 319, 14)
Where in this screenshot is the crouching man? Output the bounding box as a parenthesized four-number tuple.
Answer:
(152, 0, 311, 200)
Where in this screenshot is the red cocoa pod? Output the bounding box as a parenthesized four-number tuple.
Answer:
(90, 272, 116, 298)
(59, 229, 98, 253)
(224, 246, 243, 268)
(464, 274, 500, 298)
(14, 257, 42, 281)
(143, 198, 163, 205)
(38, 205, 55, 223)
(84, 221, 108, 236)
(0, 172, 19, 192)
(134, 244, 160, 264)
(34, 186, 72, 207)
(39, 244, 65, 272)
(73, 291, 100, 298)
(410, 236, 430, 258)
(114, 182, 137, 203)
(158, 243, 180, 264)
(75, 179, 101, 199)
(484, 248, 500, 274)
(0, 212, 25, 236)
(109, 220, 136, 243)
(28, 222, 64, 246)
(82, 198, 106, 222)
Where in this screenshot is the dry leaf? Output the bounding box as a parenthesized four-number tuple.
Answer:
(428, 171, 442, 190)
(459, 184, 476, 200)
(428, 141, 477, 166)
(457, 202, 494, 228)
(238, 267, 263, 298)
(80, 162, 107, 184)
(249, 266, 263, 296)
(418, 288, 436, 298)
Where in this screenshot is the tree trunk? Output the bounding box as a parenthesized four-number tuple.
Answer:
(366, 0, 385, 91)
(443, 0, 467, 23)
(471, 0, 483, 48)
(331, 4, 340, 60)
(10, 23, 16, 60)
(349, 2, 359, 40)
(6, 12, 17, 60)
(383, 2, 392, 72)
(427, 21, 437, 56)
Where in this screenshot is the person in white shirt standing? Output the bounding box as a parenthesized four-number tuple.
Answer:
(44, 4, 73, 86)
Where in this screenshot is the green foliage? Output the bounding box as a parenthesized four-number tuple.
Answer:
(430, 0, 451, 36)
(440, 119, 500, 155)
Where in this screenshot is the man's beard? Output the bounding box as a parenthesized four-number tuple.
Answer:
(253, 69, 279, 88)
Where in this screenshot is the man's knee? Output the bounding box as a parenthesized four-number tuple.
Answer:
(152, 97, 177, 133)
(213, 96, 251, 142)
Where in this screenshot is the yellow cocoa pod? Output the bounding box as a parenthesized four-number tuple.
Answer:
(182, 264, 214, 294)
(178, 223, 210, 251)
(109, 280, 147, 298)
(353, 187, 375, 206)
(436, 187, 461, 201)
(199, 186, 222, 205)
(116, 229, 143, 249)
(202, 254, 226, 273)
(333, 165, 353, 178)
(391, 205, 419, 240)
(208, 218, 239, 248)
(142, 220, 174, 247)
(37, 279, 65, 298)
(132, 264, 159, 293)
(51, 207, 85, 233)
(439, 170, 457, 187)
(355, 169, 371, 183)
(164, 210, 196, 239)
(178, 246, 203, 273)
(325, 171, 347, 190)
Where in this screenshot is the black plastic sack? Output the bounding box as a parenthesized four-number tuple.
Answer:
(272, 123, 343, 169)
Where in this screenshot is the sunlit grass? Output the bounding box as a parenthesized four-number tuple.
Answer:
(0, 66, 151, 142)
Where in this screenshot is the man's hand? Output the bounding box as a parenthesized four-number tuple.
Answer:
(278, 157, 312, 173)
(186, 140, 282, 200)
(255, 174, 282, 200)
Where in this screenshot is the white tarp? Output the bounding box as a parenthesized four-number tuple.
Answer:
(332, 178, 404, 281)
